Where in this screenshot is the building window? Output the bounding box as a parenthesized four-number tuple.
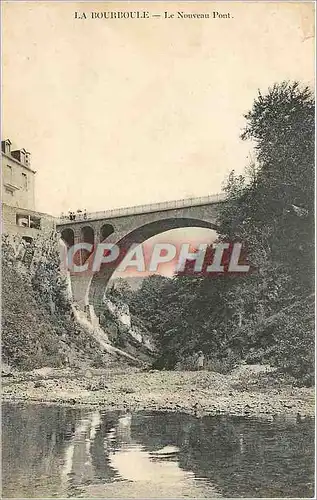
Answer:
(22, 172, 28, 190)
(6, 165, 12, 183)
(30, 216, 41, 230)
(22, 236, 33, 244)
(15, 214, 41, 229)
(16, 214, 29, 227)
(5, 187, 14, 196)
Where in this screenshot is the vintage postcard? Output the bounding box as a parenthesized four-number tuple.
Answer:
(1, 1, 315, 498)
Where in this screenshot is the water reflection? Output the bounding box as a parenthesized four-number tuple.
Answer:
(2, 402, 314, 498)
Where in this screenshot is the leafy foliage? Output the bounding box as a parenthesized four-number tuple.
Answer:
(127, 82, 314, 384)
(2, 235, 110, 369)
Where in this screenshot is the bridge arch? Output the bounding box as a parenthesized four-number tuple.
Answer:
(80, 225, 94, 244)
(60, 227, 75, 248)
(80, 225, 95, 263)
(88, 216, 219, 315)
(100, 223, 114, 242)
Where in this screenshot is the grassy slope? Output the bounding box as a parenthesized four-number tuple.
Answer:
(2, 261, 112, 370)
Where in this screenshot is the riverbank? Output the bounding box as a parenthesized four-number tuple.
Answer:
(2, 364, 314, 418)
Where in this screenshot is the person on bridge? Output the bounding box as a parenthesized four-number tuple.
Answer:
(68, 211, 76, 221)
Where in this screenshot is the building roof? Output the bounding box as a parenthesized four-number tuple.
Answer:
(1, 151, 36, 173)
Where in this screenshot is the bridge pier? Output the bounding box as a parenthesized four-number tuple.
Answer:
(70, 273, 92, 310)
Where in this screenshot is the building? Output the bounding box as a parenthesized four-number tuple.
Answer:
(1, 138, 55, 240)
(2, 139, 35, 209)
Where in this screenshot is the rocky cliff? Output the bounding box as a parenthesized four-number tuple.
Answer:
(2, 233, 154, 371)
(100, 296, 157, 363)
(2, 233, 114, 370)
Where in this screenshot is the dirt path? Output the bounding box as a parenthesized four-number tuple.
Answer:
(2, 366, 314, 418)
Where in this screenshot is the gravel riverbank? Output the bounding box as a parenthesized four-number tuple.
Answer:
(2, 365, 314, 418)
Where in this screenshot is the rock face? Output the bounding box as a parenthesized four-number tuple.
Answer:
(104, 299, 131, 329)
(101, 296, 157, 360)
(1, 233, 116, 370)
(2, 232, 155, 370)
(58, 238, 73, 300)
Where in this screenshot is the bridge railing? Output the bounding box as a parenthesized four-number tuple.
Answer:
(56, 192, 226, 224)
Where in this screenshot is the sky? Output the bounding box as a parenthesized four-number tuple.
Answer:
(113, 226, 218, 278)
(2, 2, 315, 217)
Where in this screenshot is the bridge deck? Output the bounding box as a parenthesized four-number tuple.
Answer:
(56, 193, 226, 225)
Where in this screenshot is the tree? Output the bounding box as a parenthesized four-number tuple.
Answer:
(217, 81, 315, 382)
(129, 82, 315, 383)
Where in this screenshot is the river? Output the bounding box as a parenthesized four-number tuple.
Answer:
(2, 402, 314, 498)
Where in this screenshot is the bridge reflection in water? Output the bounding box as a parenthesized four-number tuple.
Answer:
(2, 402, 314, 498)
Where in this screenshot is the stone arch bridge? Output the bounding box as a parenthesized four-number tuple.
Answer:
(56, 193, 226, 315)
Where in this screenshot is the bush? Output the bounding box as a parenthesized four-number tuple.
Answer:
(2, 234, 111, 370)
(205, 354, 239, 375)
